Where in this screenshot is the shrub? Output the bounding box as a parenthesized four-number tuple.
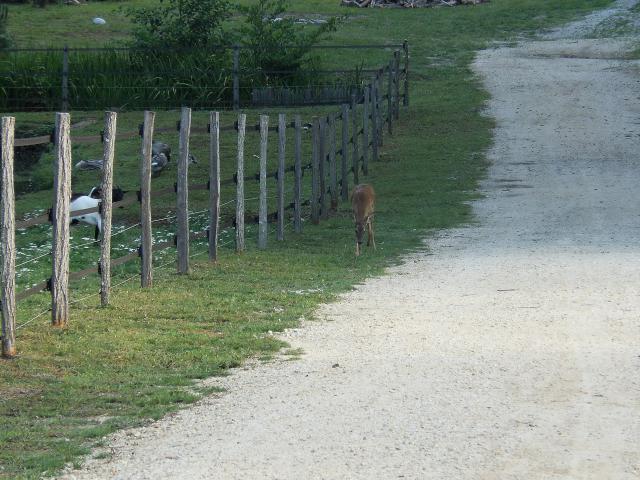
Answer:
(127, 0, 233, 50)
(0, 5, 12, 49)
(239, 0, 338, 74)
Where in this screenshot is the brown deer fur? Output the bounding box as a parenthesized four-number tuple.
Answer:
(351, 184, 375, 256)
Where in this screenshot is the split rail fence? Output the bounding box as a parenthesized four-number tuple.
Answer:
(1, 45, 409, 358)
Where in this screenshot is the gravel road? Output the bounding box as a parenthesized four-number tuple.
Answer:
(60, 3, 640, 479)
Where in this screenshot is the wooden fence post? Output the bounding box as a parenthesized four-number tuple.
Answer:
(311, 117, 320, 225)
(62, 45, 69, 112)
(52, 112, 71, 326)
(394, 50, 401, 120)
(351, 92, 359, 186)
(277, 113, 286, 241)
(236, 113, 246, 252)
(387, 60, 393, 135)
(177, 106, 191, 275)
(293, 115, 303, 233)
(140, 111, 155, 288)
(99, 111, 116, 307)
(1, 116, 16, 358)
(341, 104, 349, 202)
(258, 114, 269, 250)
(209, 112, 220, 262)
(377, 72, 384, 147)
(371, 78, 379, 162)
(233, 44, 240, 111)
(319, 116, 327, 220)
(362, 85, 370, 176)
(328, 113, 338, 211)
(403, 40, 410, 107)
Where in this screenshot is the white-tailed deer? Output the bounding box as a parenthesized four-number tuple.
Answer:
(351, 184, 375, 256)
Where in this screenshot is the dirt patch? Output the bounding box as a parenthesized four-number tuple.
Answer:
(0, 386, 42, 400)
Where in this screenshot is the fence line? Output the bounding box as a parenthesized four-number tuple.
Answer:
(1, 43, 407, 112)
(0, 46, 408, 357)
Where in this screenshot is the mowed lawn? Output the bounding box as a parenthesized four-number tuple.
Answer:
(0, 1, 613, 478)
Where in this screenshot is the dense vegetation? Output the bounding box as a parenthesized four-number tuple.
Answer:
(0, 0, 342, 112)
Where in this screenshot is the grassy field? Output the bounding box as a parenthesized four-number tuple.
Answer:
(0, 1, 614, 478)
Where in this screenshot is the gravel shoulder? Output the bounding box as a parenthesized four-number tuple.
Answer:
(60, 3, 640, 479)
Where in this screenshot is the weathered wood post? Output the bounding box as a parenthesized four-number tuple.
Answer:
(387, 60, 393, 135)
(319, 116, 327, 220)
(1, 116, 16, 358)
(52, 113, 72, 326)
(341, 104, 349, 202)
(403, 39, 409, 107)
(277, 113, 286, 240)
(209, 112, 220, 262)
(140, 111, 155, 288)
(362, 85, 370, 176)
(232, 44, 240, 111)
(371, 77, 379, 162)
(394, 50, 401, 120)
(351, 92, 359, 186)
(377, 71, 384, 147)
(328, 113, 338, 211)
(311, 117, 320, 225)
(258, 114, 269, 250)
(235, 113, 246, 252)
(177, 107, 192, 274)
(293, 115, 303, 233)
(99, 111, 116, 307)
(61, 45, 69, 112)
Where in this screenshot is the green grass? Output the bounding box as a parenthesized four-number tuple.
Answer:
(0, 0, 616, 478)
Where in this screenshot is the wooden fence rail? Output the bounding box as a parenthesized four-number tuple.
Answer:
(0, 48, 409, 358)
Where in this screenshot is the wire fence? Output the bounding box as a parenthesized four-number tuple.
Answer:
(0, 44, 409, 358)
(0, 43, 407, 112)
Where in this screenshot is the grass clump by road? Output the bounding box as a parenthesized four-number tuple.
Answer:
(0, 0, 614, 478)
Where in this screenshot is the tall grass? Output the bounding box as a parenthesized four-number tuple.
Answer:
(0, 47, 364, 111)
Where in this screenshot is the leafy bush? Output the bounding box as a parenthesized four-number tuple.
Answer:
(239, 0, 337, 74)
(0, 5, 12, 49)
(127, 0, 233, 49)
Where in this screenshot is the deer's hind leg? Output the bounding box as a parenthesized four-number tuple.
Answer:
(367, 218, 375, 250)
